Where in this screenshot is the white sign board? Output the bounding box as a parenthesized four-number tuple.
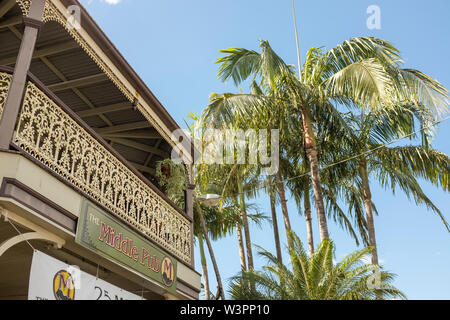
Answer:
(28, 250, 145, 300)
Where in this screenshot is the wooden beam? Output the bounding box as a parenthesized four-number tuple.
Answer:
(96, 121, 150, 135)
(47, 73, 108, 92)
(144, 139, 163, 166)
(73, 87, 114, 127)
(7, 24, 21, 39)
(0, 15, 22, 29)
(39, 56, 113, 127)
(108, 137, 169, 158)
(0, 41, 79, 65)
(35, 41, 80, 58)
(77, 102, 132, 118)
(102, 129, 161, 140)
(129, 162, 156, 175)
(0, 0, 16, 19)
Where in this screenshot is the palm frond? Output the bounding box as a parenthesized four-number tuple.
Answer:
(326, 58, 395, 110)
(216, 48, 261, 85)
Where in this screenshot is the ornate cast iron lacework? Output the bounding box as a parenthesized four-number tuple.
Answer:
(15, 0, 32, 16)
(13, 80, 192, 264)
(0, 72, 12, 119)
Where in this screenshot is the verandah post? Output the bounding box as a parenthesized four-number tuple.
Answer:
(0, 0, 46, 148)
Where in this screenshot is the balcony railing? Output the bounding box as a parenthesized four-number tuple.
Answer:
(0, 70, 192, 264)
(0, 72, 12, 119)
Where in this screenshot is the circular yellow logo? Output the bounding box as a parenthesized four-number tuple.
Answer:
(53, 270, 75, 300)
(161, 257, 175, 287)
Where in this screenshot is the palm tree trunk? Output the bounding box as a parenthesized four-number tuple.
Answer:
(269, 180, 283, 263)
(198, 233, 210, 300)
(359, 160, 382, 300)
(300, 106, 329, 240)
(195, 200, 225, 300)
(238, 181, 254, 272)
(237, 223, 247, 272)
(234, 196, 247, 272)
(275, 171, 294, 251)
(359, 161, 379, 265)
(238, 181, 255, 292)
(304, 179, 314, 256)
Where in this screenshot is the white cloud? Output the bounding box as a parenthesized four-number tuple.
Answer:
(103, 0, 122, 4)
(81, 0, 123, 5)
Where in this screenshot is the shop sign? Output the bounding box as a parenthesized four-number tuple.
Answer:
(75, 200, 177, 294)
(28, 250, 144, 300)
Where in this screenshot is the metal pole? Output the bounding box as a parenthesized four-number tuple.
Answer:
(292, 0, 302, 81)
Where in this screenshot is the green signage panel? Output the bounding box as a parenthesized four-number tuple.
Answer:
(75, 199, 177, 294)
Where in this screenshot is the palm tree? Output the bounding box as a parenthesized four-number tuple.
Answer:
(154, 157, 224, 299)
(338, 108, 450, 268)
(199, 163, 250, 274)
(195, 178, 227, 299)
(203, 82, 299, 255)
(189, 111, 270, 296)
(228, 232, 406, 300)
(267, 176, 283, 263)
(323, 46, 449, 272)
(204, 79, 362, 260)
(197, 105, 266, 276)
(176, 114, 226, 300)
(212, 37, 421, 242)
(196, 228, 211, 300)
(200, 36, 448, 300)
(237, 166, 257, 274)
(193, 195, 267, 299)
(233, 195, 248, 273)
(283, 100, 370, 256)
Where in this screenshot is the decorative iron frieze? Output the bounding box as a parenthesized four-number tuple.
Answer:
(13, 80, 192, 264)
(0, 72, 12, 119)
(15, 0, 32, 16)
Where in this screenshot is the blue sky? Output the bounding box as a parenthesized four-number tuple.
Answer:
(79, 0, 450, 299)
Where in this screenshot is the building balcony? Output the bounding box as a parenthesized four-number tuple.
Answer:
(0, 66, 192, 265)
(0, 0, 199, 300)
